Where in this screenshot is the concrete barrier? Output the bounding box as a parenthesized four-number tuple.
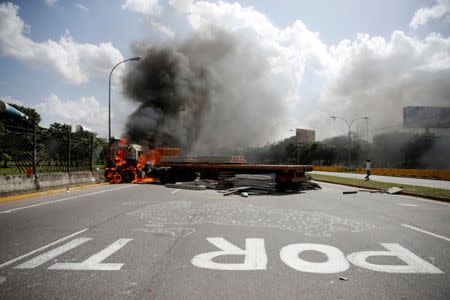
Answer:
(312, 166, 450, 181)
(0, 171, 105, 196)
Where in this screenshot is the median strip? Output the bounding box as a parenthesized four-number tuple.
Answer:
(308, 173, 450, 202)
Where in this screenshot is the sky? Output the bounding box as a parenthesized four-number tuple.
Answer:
(0, 0, 449, 143)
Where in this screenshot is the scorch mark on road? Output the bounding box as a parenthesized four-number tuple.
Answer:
(128, 201, 375, 237)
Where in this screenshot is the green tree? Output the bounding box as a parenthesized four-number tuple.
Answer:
(1, 153, 12, 168)
(2, 103, 41, 128)
(49, 122, 71, 132)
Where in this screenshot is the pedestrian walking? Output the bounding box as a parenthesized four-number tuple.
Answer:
(365, 159, 373, 180)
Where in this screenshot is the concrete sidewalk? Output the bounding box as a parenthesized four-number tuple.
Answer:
(309, 170, 450, 190)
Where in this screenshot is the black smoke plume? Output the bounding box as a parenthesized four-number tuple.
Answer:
(122, 29, 285, 153)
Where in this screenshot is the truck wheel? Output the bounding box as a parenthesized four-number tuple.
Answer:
(158, 173, 168, 184)
(121, 170, 135, 183)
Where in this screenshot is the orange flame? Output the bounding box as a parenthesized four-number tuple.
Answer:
(106, 139, 181, 185)
(132, 177, 157, 184)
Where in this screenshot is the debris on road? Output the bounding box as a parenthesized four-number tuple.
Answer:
(192, 178, 219, 189)
(357, 187, 403, 195)
(358, 189, 380, 193)
(219, 173, 279, 195)
(165, 183, 206, 190)
(222, 186, 252, 196)
(227, 174, 277, 193)
(165, 171, 319, 196)
(303, 181, 322, 190)
(343, 191, 358, 194)
(339, 277, 349, 281)
(386, 187, 402, 194)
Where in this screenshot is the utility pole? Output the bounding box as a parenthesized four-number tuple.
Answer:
(67, 128, 71, 175)
(32, 124, 37, 175)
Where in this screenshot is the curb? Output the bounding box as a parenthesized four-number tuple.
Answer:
(0, 182, 109, 204)
(312, 179, 450, 203)
(398, 190, 450, 203)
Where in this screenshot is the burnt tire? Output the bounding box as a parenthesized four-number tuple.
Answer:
(158, 173, 169, 184)
(121, 170, 135, 183)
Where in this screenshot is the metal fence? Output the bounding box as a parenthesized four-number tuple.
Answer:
(1, 125, 107, 175)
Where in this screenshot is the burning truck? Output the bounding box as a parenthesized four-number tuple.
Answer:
(105, 138, 180, 184)
(105, 138, 314, 191)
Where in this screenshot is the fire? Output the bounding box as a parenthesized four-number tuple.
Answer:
(132, 177, 157, 184)
(105, 139, 181, 185)
(105, 137, 158, 184)
(115, 149, 126, 166)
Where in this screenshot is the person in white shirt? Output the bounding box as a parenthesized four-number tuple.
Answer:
(365, 159, 373, 180)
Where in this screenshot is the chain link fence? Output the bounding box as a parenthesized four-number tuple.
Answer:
(1, 125, 107, 175)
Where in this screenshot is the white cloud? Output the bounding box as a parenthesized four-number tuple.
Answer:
(309, 31, 450, 139)
(0, 2, 123, 85)
(0, 96, 24, 106)
(45, 0, 58, 7)
(410, 0, 450, 28)
(75, 3, 89, 12)
(122, 0, 162, 16)
(36, 94, 107, 134)
(35, 93, 138, 138)
(151, 21, 175, 38)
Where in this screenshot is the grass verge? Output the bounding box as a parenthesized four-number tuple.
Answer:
(308, 173, 450, 200)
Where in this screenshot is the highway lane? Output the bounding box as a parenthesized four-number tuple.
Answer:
(310, 170, 450, 190)
(0, 183, 449, 299)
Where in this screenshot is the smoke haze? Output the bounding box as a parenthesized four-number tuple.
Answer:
(122, 28, 286, 153)
(122, 2, 449, 164)
(307, 32, 450, 139)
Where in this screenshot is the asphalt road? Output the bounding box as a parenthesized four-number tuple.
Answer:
(310, 170, 450, 190)
(0, 183, 449, 299)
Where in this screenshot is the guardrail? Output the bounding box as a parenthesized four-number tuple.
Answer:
(312, 166, 450, 181)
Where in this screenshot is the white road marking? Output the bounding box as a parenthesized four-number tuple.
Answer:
(402, 224, 450, 242)
(171, 189, 181, 194)
(347, 243, 443, 273)
(0, 228, 89, 269)
(15, 238, 92, 269)
(280, 243, 349, 273)
(191, 237, 267, 270)
(0, 185, 134, 214)
(191, 239, 444, 274)
(49, 238, 133, 271)
(397, 204, 418, 207)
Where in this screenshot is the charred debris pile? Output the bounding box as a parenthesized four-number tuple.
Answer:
(159, 155, 320, 196)
(166, 172, 321, 196)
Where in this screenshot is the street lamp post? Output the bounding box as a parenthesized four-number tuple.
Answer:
(331, 116, 368, 171)
(108, 56, 141, 162)
(365, 117, 369, 157)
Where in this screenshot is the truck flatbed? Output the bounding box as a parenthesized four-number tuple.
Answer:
(157, 162, 313, 172)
